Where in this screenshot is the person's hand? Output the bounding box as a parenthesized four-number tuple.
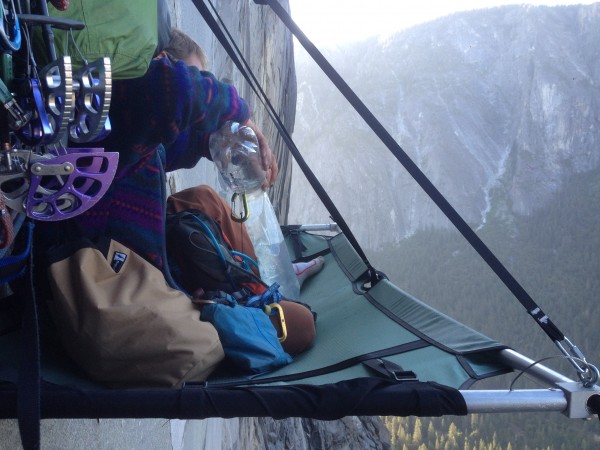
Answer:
(245, 119, 278, 189)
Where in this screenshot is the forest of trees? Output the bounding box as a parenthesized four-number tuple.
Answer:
(372, 167, 600, 448)
(381, 414, 596, 450)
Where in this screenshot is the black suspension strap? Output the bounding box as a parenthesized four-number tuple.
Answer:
(13, 222, 41, 450)
(192, 0, 383, 284)
(255, 0, 598, 384)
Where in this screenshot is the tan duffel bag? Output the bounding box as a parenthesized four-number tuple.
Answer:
(47, 238, 224, 388)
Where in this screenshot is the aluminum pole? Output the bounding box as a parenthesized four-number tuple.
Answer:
(461, 389, 567, 414)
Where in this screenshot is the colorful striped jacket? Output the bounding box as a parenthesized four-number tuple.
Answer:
(66, 56, 250, 269)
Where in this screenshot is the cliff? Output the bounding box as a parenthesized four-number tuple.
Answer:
(168, 1, 389, 449)
(177, 416, 390, 450)
(167, 0, 296, 222)
(290, 4, 600, 250)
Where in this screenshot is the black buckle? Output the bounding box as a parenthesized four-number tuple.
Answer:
(363, 358, 418, 382)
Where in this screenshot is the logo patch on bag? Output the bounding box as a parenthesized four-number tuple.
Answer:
(111, 251, 127, 273)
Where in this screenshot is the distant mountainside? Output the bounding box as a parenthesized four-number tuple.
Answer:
(290, 3, 600, 251)
(376, 164, 600, 450)
(287, 5, 600, 448)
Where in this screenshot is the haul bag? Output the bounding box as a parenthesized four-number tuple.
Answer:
(46, 238, 224, 388)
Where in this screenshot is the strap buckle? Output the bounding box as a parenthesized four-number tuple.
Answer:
(363, 358, 418, 382)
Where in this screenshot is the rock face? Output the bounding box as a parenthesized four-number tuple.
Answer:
(0, 3, 386, 449)
(289, 4, 600, 250)
(206, 416, 390, 450)
(167, 0, 297, 222)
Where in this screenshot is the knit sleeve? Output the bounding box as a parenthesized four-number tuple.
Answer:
(104, 57, 250, 167)
(163, 128, 210, 172)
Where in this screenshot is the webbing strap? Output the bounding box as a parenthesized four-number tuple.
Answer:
(0, 221, 39, 449)
(192, 0, 381, 285)
(15, 223, 41, 450)
(255, 0, 565, 343)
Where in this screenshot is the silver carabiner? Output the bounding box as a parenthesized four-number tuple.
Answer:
(555, 337, 599, 388)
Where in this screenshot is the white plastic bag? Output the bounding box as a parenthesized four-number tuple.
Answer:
(209, 121, 300, 300)
(244, 191, 300, 300)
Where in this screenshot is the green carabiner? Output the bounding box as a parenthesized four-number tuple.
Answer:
(230, 192, 250, 223)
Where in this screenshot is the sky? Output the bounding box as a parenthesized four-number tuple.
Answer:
(289, 1, 598, 47)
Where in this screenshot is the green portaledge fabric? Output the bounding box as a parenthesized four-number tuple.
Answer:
(365, 280, 508, 355)
(0, 229, 511, 390)
(328, 233, 368, 282)
(41, 0, 157, 79)
(206, 231, 511, 388)
(324, 230, 507, 355)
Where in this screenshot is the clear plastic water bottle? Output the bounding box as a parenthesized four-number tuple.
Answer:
(209, 121, 265, 194)
(209, 121, 300, 300)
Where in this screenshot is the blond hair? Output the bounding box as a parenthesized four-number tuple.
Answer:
(163, 28, 209, 69)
